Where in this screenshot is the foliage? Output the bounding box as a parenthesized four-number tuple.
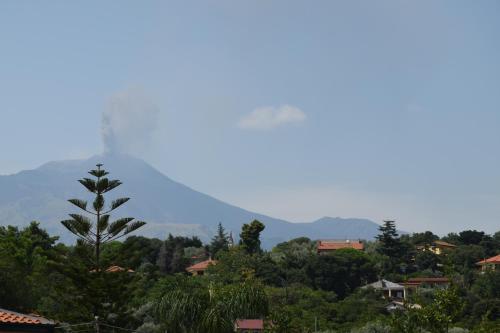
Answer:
(376, 220, 405, 274)
(0, 218, 498, 332)
(239, 219, 265, 254)
(156, 233, 203, 274)
(210, 222, 230, 257)
(306, 249, 378, 298)
(421, 287, 465, 333)
(60, 164, 146, 269)
(0, 222, 59, 312)
(154, 277, 268, 333)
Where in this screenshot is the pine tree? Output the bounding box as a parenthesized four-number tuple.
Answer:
(61, 163, 146, 270)
(376, 220, 404, 271)
(210, 222, 229, 257)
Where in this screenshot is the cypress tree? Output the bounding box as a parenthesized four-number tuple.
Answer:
(210, 222, 229, 257)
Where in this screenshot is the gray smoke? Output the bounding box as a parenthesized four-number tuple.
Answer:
(101, 89, 160, 155)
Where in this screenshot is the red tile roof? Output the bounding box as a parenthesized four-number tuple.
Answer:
(186, 259, 217, 273)
(402, 277, 450, 287)
(317, 240, 364, 251)
(235, 319, 264, 330)
(0, 308, 54, 326)
(407, 277, 449, 283)
(476, 254, 500, 265)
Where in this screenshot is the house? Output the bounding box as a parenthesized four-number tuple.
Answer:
(0, 308, 55, 333)
(362, 279, 406, 299)
(476, 254, 500, 272)
(234, 319, 265, 333)
(402, 277, 450, 297)
(186, 258, 217, 276)
(317, 240, 364, 254)
(417, 241, 456, 255)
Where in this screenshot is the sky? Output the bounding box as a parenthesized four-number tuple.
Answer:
(1, 1, 499, 234)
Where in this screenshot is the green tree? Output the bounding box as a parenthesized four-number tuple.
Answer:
(208, 246, 282, 285)
(239, 219, 265, 255)
(210, 222, 229, 257)
(410, 231, 439, 247)
(266, 284, 337, 332)
(414, 251, 440, 272)
(156, 234, 203, 274)
(421, 287, 465, 333)
(457, 230, 485, 245)
(155, 278, 268, 333)
(376, 220, 401, 258)
(376, 220, 403, 273)
(60, 163, 146, 270)
(305, 249, 377, 298)
(0, 222, 59, 312)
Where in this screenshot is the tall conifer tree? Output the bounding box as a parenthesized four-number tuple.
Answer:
(61, 163, 146, 270)
(210, 222, 229, 256)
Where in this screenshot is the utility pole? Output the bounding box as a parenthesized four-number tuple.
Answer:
(94, 316, 100, 333)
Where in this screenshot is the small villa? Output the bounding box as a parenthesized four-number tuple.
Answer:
(476, 254, 500, 272)
(186, 258, 217, 276)
(0, 308, 55, 333)
(417, 240, 456, 255)
(317, 240, 364, 254)
(234, 319, 265, 333)
(362, 279, 405, 300)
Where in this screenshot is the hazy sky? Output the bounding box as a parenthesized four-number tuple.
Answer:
(1, 1, 499, 234)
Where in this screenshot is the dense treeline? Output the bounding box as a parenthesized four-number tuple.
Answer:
(0, 166, 498, 332)
(0, 220, 498, 332)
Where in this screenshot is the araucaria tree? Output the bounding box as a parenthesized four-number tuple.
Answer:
(61, 164, 146, 270)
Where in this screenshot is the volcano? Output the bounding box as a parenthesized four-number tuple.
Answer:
(0, 154, 382, 248)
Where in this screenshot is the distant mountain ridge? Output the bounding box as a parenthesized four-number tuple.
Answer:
(0, 154, 382, 248)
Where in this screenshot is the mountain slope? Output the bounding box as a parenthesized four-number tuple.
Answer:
(0, 154, 382, 247)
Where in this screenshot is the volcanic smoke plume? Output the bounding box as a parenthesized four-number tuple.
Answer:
(101, 88, 160, 156)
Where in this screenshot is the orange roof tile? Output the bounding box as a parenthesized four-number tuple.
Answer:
(186, 259, 217, 272)
(317, 240, 364, 251)
(476, 254, 500, 265)
(0, 308, 54, 326)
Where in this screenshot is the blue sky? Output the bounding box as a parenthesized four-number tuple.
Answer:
(1, 1, 499, 234)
